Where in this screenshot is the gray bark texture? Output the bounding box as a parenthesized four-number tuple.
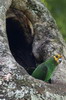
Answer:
(0, 0, 66, 99)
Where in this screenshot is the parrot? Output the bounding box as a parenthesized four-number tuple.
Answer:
(32, 54, 62, 82)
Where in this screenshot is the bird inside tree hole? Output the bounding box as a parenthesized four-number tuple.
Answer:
(6, 17, 36, 74)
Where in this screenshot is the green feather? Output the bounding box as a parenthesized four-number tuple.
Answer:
(32, 57, 58, 82)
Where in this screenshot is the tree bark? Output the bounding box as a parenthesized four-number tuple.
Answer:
(0, 0, 66, 99)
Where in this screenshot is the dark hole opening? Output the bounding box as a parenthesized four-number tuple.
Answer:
(6, 18, 36, 74)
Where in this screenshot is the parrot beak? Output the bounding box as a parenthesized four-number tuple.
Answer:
(58, 58, 62, 63)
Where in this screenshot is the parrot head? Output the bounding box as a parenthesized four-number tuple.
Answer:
(54, 54, 62, 64)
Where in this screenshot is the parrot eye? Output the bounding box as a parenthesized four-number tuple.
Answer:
(56, 55, 58, 58)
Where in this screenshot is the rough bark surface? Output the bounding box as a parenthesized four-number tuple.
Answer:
(0, 0, 66, 99)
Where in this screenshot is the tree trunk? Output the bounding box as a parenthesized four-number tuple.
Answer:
(0, 0, 66, 99)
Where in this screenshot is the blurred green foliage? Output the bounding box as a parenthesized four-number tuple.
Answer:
(41, 0, 66, 41)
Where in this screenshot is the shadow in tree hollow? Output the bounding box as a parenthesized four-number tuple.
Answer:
(6, 18, 36, 74)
